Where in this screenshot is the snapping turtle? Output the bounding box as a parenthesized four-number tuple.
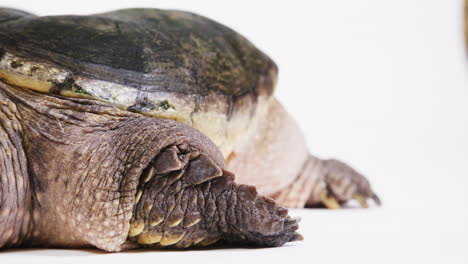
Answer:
(0, 8, 379, 251)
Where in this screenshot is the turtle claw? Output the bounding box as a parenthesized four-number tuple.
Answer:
(288, 232, 304, 242)
(319, 191, 341, 209)
(289, 216, 302, 224)
(352, 193, 369, 208)
(351, 192, 382, 208)
(371, 193, 382, 206)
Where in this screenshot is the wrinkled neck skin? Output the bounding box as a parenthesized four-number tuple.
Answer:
(0, 81, 224, 250)
(0, 81, 299, 252)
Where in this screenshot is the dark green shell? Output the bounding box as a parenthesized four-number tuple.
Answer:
(0, 8, 276, 98)
(0, 8, 277, 155)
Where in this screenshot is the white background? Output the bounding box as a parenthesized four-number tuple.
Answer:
(1, 0, 467, 263)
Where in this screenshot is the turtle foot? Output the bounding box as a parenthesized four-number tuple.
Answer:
(127, 146, 302, 249)
(273, 156, 380, 209)
(310, 159, 381, 209)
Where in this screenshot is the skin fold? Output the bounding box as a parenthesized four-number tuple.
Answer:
(0, 7, 379, 252)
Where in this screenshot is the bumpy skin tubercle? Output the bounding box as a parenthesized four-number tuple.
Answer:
(130, 167, 300, 248)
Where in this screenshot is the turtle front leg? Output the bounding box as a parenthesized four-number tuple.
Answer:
(0, 83, 301, 252)
(128, 145, 301, 249)
(272, 156, 380, 209)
